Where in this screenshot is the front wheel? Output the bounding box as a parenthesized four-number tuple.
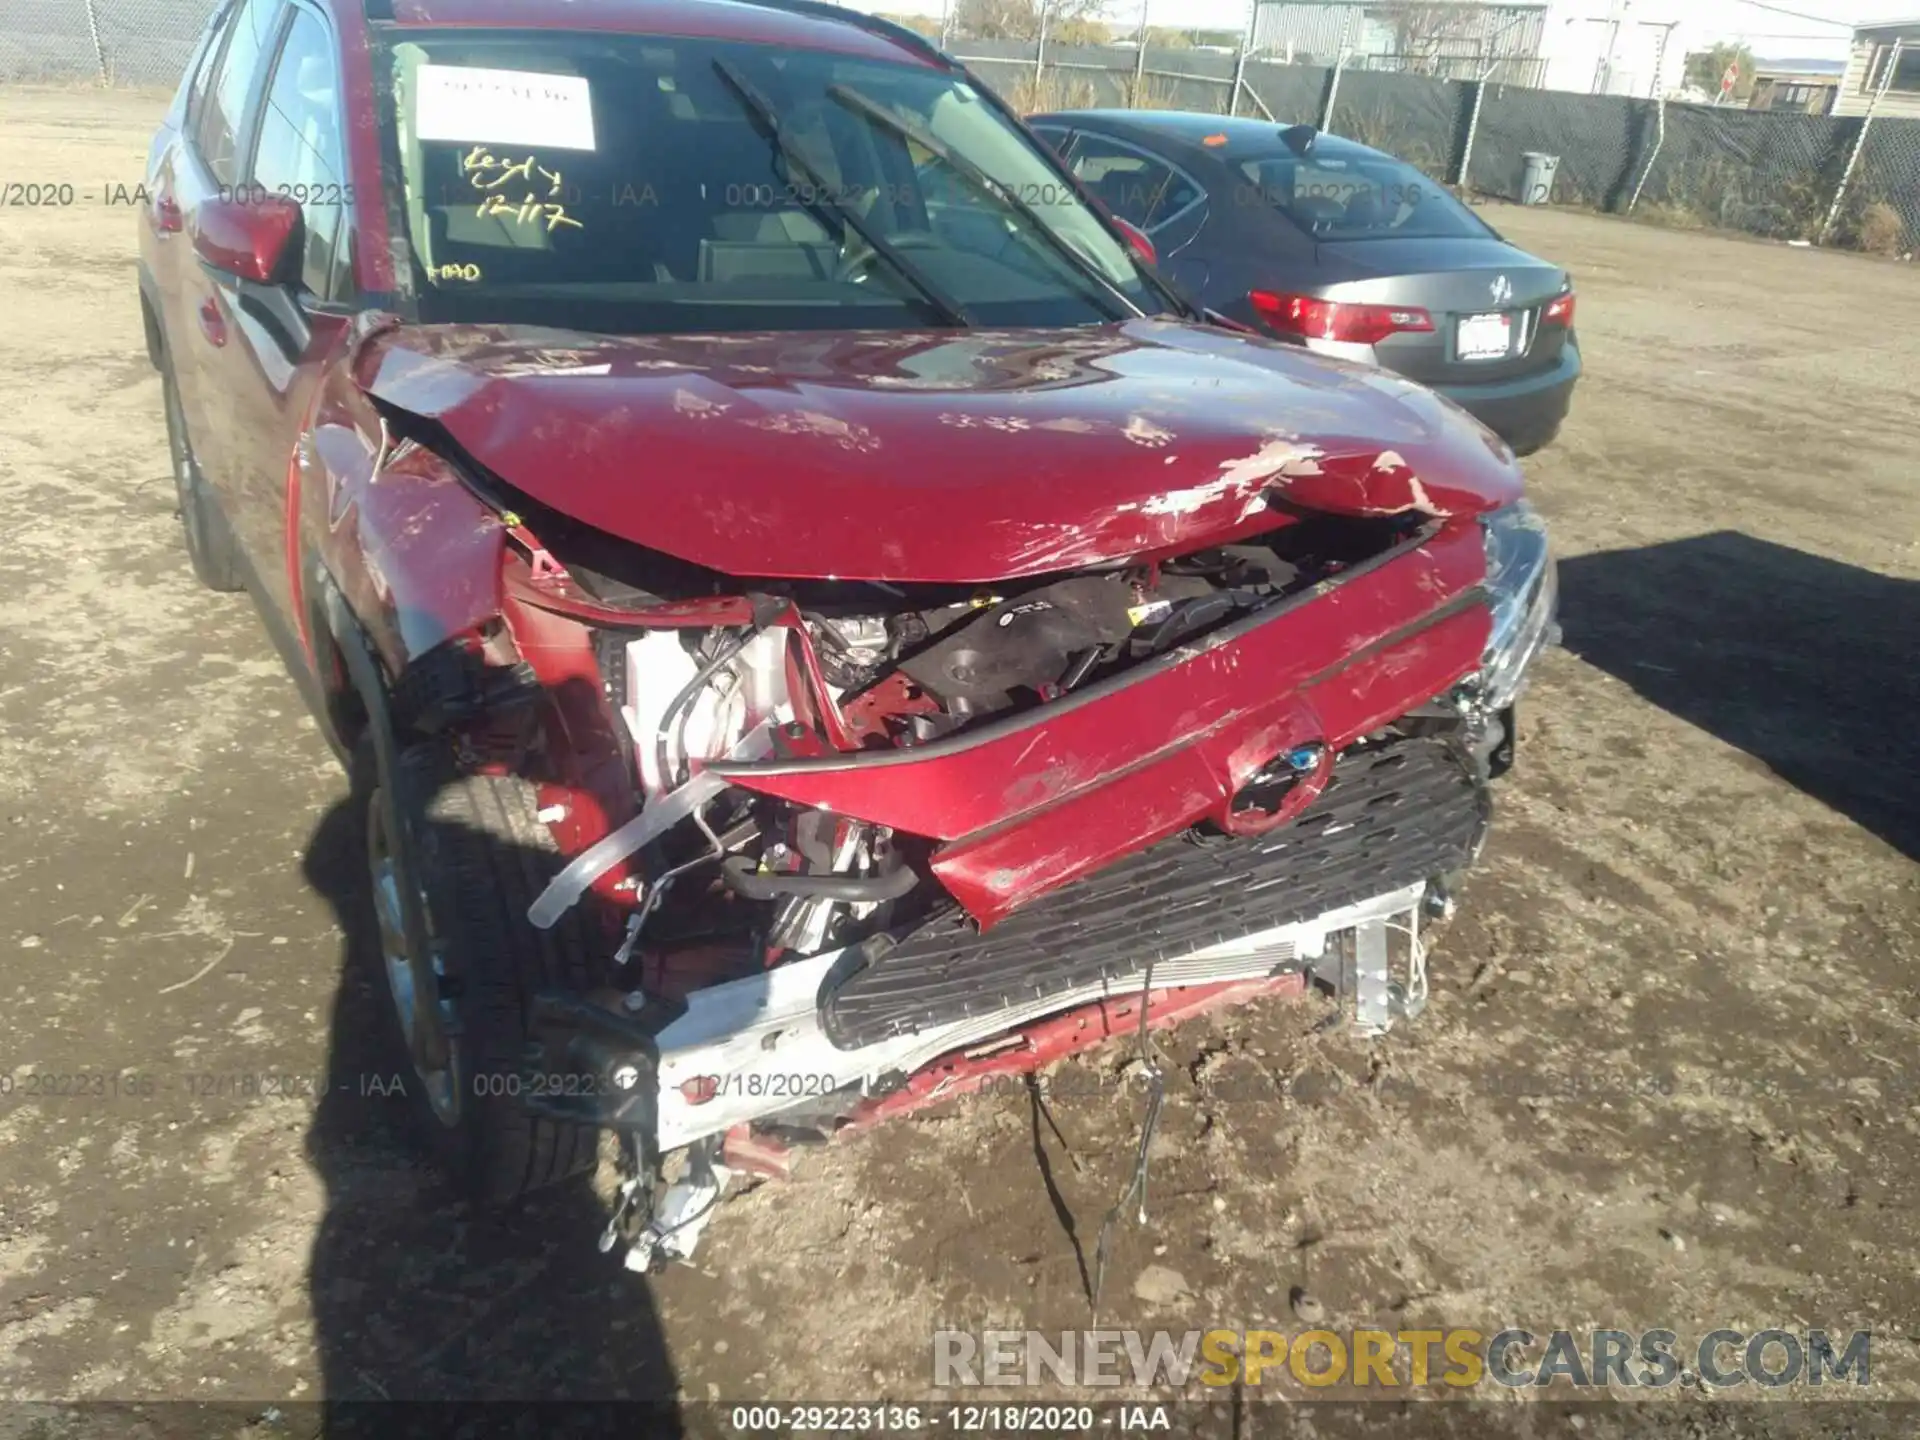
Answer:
(356, 740, 605, 1203)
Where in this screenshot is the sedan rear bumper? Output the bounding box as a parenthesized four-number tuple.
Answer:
(1435, 335, 1582, 456)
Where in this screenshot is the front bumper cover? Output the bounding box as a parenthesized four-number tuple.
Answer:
(534, 732, 1491, 1154)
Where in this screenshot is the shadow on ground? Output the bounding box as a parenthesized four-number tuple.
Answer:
(1558, 530, 1920, 860)
(300, 790, 682, 1431)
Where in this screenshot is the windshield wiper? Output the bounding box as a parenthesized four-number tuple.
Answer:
(827, 82, 1155, 323)
(709, 60, 972, 329)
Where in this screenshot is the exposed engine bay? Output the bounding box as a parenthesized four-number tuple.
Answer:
(559, 509, 1424, 977)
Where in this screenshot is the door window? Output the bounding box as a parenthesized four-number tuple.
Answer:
(182, 1, 235, 135)
(249, 8, 352, 299)
(1029, 124, 1071, 157)
(192, 0, 283, 184)
(1065, 134, 1200, 232)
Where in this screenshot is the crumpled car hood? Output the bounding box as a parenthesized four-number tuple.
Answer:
(357, 317, 1524, 584)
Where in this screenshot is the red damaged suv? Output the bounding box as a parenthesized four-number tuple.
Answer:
(140, 0, 1557, 1267)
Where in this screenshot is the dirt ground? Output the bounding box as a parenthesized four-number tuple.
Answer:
(2, 84, 1918, 1429)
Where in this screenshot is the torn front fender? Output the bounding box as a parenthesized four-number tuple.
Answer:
(298, 363, 507, 679)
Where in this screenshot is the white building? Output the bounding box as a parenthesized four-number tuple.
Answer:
(1253, 2, 1553, 84)
(1536, 0, 1687, 98)
(1834, 16, 1920, 117)
(1252, 0, 1688, 95)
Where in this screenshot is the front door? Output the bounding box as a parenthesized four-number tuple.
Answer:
(201, 0, 356, 631)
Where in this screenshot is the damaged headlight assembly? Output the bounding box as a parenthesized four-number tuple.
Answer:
(1477, 499, 1560, 712)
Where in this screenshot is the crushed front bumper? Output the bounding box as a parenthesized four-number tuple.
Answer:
(650, 730, 1487, 1151)
(651, 877, 1437, 1153)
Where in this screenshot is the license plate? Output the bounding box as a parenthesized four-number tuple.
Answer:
(1457, 312, 1512, 360)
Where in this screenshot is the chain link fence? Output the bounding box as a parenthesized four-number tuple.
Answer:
(1622, 104, 1854, 240)
(1844, 115, 1920, 257)
(0, 0, 208, 85)
(3, 0, 1915, 257)
(1463, 86, 1641, 209)
(934, 13, 1919, 260)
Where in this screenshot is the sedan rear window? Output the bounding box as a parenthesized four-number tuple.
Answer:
(1236, 150, 1491, 241)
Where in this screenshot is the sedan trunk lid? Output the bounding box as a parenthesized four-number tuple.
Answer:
(1311, 236, 1571, 386)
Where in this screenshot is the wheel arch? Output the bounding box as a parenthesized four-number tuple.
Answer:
(137, 261, 165, 370)
(308, 556, 386, 772)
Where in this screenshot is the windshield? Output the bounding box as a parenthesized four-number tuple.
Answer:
(373, 30, 1163, 333)
(1236, 147, 1493, 242)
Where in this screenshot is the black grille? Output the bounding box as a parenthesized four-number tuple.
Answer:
(820, 733, 1489, 1049)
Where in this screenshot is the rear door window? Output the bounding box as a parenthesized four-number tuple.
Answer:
(1063, 133, 1201, 232)
(248, 7, 353, 299)
(192, 0, 284, 184)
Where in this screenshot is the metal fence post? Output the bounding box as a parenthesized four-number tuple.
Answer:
(939, 0, 952, 50)
(1456, 75, 1489, 187)
(1821, 36, 1903, 245)
(82, 0, 109, 83)
(1647, 21, 1676, 99)
(1227, 0, 1256, 118)
(1239, 78, 1279, 121)
(1627, 90, 1666, 213)
(1130, 0, 1149, 101)
(1321, 9, 1353, 131)
(1034, 0, 1049, 88)
(1621, 22, 1678, 213)
(1453, 7, 1542, 188)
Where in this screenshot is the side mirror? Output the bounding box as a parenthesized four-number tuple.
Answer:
(1112, 217, 1157, 267)
(190, 192, 302, 283)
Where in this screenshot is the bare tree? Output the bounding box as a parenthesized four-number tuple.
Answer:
(953, 0, 1107, 43)
(1375, 2, 1486, 75)
(877, 11, 943, 40)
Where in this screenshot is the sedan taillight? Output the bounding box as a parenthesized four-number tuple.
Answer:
(1249, 290, 1435, 346)
(1542, 291, 1576, 326)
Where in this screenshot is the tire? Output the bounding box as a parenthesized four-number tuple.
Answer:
(1509, 427, 1559, 459)
(160, 355, 243, 593)
(358, 738, 605, 1204)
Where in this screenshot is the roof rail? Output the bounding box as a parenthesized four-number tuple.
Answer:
(724, 0, 958, 69)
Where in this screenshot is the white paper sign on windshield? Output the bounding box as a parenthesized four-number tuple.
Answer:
(414, 64, 597, 151)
